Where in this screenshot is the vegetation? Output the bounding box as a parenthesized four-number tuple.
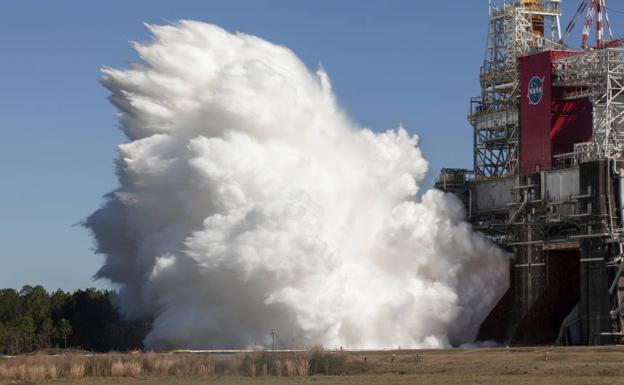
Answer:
(0, 286, 150, 354)
(0, 350, 346, 381)
(2, 347, 624, 384)
(2, 285, 623, 384)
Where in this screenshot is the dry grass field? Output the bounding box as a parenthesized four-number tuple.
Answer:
(1, 346, 624, 384)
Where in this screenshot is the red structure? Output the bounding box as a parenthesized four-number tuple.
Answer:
(519, 51, 593, 173)
(438, 0, 624, 346)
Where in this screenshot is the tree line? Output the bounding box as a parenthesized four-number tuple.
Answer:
(0, 286, 151, 354)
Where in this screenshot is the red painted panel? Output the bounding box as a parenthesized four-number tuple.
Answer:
(520, 51, 553, 173)
(551, 98, 592, 155)
(519, 50, 592, 173)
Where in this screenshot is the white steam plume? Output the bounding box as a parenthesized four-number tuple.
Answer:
(86, 20, 509, 350)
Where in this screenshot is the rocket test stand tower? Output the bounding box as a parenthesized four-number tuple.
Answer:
(437, 0, 624, 345)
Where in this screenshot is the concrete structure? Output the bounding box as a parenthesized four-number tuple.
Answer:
(437, 0, 624, 345)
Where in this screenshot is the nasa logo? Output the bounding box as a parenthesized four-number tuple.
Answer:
(528, 76, 544, 105)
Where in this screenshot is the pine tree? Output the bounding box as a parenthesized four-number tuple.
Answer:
(0, 321, 7, 354)
(41, 318, 56, 349)
(18, 315, 35, 353)
(57, 318, 72, 349)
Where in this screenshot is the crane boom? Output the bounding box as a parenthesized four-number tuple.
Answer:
(561, 0, 589, 44)
(564, 0, 620, 49)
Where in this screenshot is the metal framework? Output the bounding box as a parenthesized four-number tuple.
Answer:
(580, 0, 614, 49)
(562, 0, 622, 49)
(439, 0, 624, 346)
(472, 0, 563, 180)
(553, 49, 624, 332)
(553, 49, 624, 160)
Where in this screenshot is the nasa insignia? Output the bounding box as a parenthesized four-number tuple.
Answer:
(528, 76, 544, 105)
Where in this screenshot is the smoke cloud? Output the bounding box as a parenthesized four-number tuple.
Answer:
(86, 20, 509, 350)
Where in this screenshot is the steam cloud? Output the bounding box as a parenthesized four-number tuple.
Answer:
(86, 21, 509, 350)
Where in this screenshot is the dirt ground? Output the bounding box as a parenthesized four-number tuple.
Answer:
(3, 346, 624, 384)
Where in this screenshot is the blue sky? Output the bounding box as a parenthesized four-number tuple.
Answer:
(0, 1, 607, 291)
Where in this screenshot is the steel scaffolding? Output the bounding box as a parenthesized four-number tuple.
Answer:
(553, 48, 624, 160)
(439, 0, 624, 346)
(473, 1, 563, 180)
(552, 48, 624, 335)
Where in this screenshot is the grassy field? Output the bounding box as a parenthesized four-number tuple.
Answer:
(2, 346, 624, 384)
